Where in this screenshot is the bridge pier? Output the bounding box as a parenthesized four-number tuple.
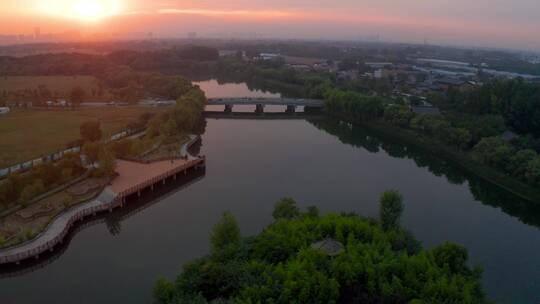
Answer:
(224, 104, 233, 113)
(286, 105, 296, 113)
(255, 104, 265, 114)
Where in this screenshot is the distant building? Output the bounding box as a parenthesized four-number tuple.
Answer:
(365, 62, 393, 69)
(0, 107, 10, 115)
(411, 105, 441, 116)
(337, 70, 359, 81)
(501, 131, 519, 142)
(417, 58, 470, 69)
(288, 64, 312, 72)
(374, 69, 393, 79)
(435, 78, 467, 91)
(259, 53, 280, 60)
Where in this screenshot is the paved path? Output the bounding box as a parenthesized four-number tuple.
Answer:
(180, 135, 200, 159)
(110, 159, 190, 194)
(0, 188, 118, 264)
(0, 156, 205, 264)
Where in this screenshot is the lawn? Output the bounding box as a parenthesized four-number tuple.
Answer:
(0, 75, 112, 101)
(0, 107, 166, 167)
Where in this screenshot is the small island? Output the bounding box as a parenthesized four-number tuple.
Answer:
(154, 192, 486, 303)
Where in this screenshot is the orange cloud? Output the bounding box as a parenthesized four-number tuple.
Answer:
(157, 8, 298, 19)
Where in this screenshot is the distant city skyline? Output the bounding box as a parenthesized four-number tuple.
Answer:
(1, 0, 539, 51)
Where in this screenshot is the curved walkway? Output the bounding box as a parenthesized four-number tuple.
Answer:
(0, 137, 205, 265)
(0, 188, 118, 264)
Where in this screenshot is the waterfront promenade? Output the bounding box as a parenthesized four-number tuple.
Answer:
(0, 156, 205, 265)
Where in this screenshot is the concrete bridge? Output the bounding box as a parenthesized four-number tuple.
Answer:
(206, 97, 325, 113)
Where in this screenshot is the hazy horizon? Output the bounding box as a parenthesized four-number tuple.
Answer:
(0, 0, 540, 52)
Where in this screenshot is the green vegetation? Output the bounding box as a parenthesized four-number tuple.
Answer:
(0, 107, 167, 167)
(272, 197, 300, 220)
(80, 121, 103, 143)
(441, 79, 540, 137)
(324, 83, 540, 198)
(154, 192, 485, 303)
(0, 153, 84, 211)
(379, 190, 404, 231)
(0, 75, 110, 103)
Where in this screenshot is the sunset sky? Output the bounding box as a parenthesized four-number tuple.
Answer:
(1, 0, 539, 50)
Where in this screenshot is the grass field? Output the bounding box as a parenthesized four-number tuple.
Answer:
(0, 75, 111, 101)
(0, 107, 167, 167)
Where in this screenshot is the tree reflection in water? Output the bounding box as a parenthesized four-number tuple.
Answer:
(308, 117, 540, 230)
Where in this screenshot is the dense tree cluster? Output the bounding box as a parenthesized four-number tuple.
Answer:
(146, 86, 207, 141)
(153, 194, 485, 304)
(309, 117, 540, 229)
(0, 153, 84, 210)
(442, 79, 540, 137)
(325, 89, 385, 120)
(323, 83, 540, 189)
(214, 59, 334, 99)
(0, 46, 220, 77)
(473, 137, 540, 186)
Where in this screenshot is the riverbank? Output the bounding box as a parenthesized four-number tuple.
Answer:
(0, 156, 206, 265)
(0, 136, 205, 259)
(334, 115, 540, 203)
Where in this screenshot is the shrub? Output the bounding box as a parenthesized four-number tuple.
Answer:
(379, 190, 404, 230)
(272, 197, 300, 220)
(80, 121, 102, 142)
(19, 179, 45, 204)
(24, 229, 35, 241)
(210, 211, 241, 254)
(62, 194, 73, 208)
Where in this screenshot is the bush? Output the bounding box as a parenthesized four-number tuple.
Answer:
(80, 121, 102, 142)
(112, 139, 134, 158)
(19, 179, 45, 204)
(62, 194, 73, 208)
(210, 211, 241, 254)
(93, 146, 116, 177)
(24, 229, 35, 241)
(83, 142, 101, 164)
(272, 197, 300, 220)
(153, 277, 176, 304)
(379, 190, 404, 230)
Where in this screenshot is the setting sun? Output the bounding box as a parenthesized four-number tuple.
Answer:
(71, 0, 105, 21)
(33, 0, 123, 22)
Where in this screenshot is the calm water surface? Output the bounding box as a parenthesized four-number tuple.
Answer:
(1, 83, 540, 304)
(193, 79, 280, 99)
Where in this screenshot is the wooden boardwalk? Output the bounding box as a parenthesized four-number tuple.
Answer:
(0, 156, 205, 265)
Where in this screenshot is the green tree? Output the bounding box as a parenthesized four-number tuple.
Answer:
(525, 157, 540, 186)
(94, 146, 116, 177)
(306, 206, 320, 218)
(431, 242, 469, 274)
(80, 121, 102, 142)
(82, 142, 101, 164)
(19, 179, 45, 204)
(70, 86, 85, 108)
(272, 197, 300, 220)
(153, 277, 176, 304)
(379, 190, 404, 230)
(507, 149, 537, 177)
(210, 211, 241, 253)
(158, 200, 485, 304)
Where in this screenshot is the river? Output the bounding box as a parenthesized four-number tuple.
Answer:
(1, 80, 539, 303)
